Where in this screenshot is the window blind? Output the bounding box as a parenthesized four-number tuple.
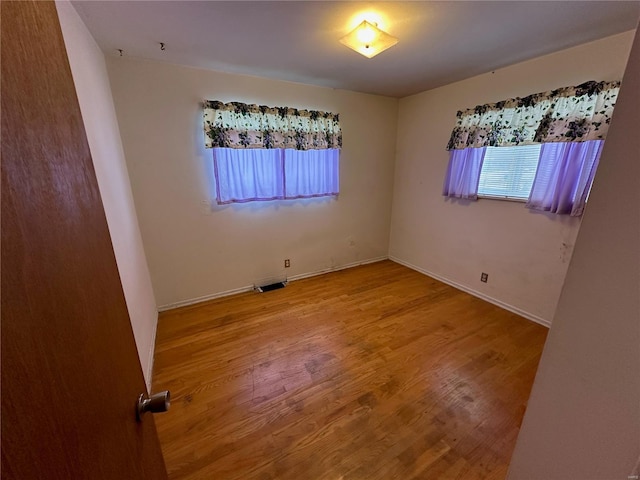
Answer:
(478, 144, 542, 200)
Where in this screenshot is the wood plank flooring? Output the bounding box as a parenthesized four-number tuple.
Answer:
(152, 260, 547, 480)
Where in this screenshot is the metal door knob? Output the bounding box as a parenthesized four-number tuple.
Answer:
(136, 391, 170, 421)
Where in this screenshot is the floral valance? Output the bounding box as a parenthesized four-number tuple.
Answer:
(203, 101, 342, 150)
(446, 80, 620, 150)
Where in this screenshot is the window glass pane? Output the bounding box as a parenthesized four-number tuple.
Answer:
(478, 144, 541, 199)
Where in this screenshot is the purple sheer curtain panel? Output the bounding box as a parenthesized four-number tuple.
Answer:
(213, 148, 339, 204)
(285, 148, 339, 199)
(442, 147, 487, 200)
(213, 148, 285, 204)
(526, 140, 604, 216)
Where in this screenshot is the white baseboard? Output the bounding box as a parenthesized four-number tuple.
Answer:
(158, 284, 255, 312)
(157, 255, 389, 312)
(389, 256, 551, 328)
(157, 255, 550, 329)
(287, 256, 389, 282)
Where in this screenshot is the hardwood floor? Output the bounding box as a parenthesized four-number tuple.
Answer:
(152, 260, 547, 480)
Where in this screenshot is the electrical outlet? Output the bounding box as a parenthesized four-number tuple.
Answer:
(480, 272, 488, 283)
(284, 259, 290, 268)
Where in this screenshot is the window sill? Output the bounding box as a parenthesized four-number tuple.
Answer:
(478, 194, 528, 203)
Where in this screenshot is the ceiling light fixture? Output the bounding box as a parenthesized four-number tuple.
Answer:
(339, 20, 398, 59)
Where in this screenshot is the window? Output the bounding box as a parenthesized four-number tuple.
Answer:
(443, 80, 619, 215)
(478, 144, 541, 201)
(204, 100, 341, 204)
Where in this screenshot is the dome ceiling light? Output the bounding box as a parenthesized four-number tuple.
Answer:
(339, 20, 398, 59)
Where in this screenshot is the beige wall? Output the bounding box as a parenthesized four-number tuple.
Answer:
(106, 58, 398, 308)
(389, 31, 635, 325)
(508, 25, 640, 479)
(56, 1, 158, 388)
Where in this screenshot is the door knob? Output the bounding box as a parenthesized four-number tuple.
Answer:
(136, 391, 170, 421)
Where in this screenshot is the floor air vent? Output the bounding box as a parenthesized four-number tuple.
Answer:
(255, 281, 287, 293)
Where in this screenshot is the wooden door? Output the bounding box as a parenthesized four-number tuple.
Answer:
(1, 2, 168, 478)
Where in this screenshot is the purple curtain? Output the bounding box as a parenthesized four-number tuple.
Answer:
(526, 140, 604, 216)
(285, 148, 339, 199)
(213, 148, 285, 204)
(213, 148, 339, 204)
(442, 147, 486, 200)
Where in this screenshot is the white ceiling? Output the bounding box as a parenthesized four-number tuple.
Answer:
(72, 1, 640, 98)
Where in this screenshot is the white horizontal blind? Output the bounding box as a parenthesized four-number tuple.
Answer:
(478, 144, 542, 200)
